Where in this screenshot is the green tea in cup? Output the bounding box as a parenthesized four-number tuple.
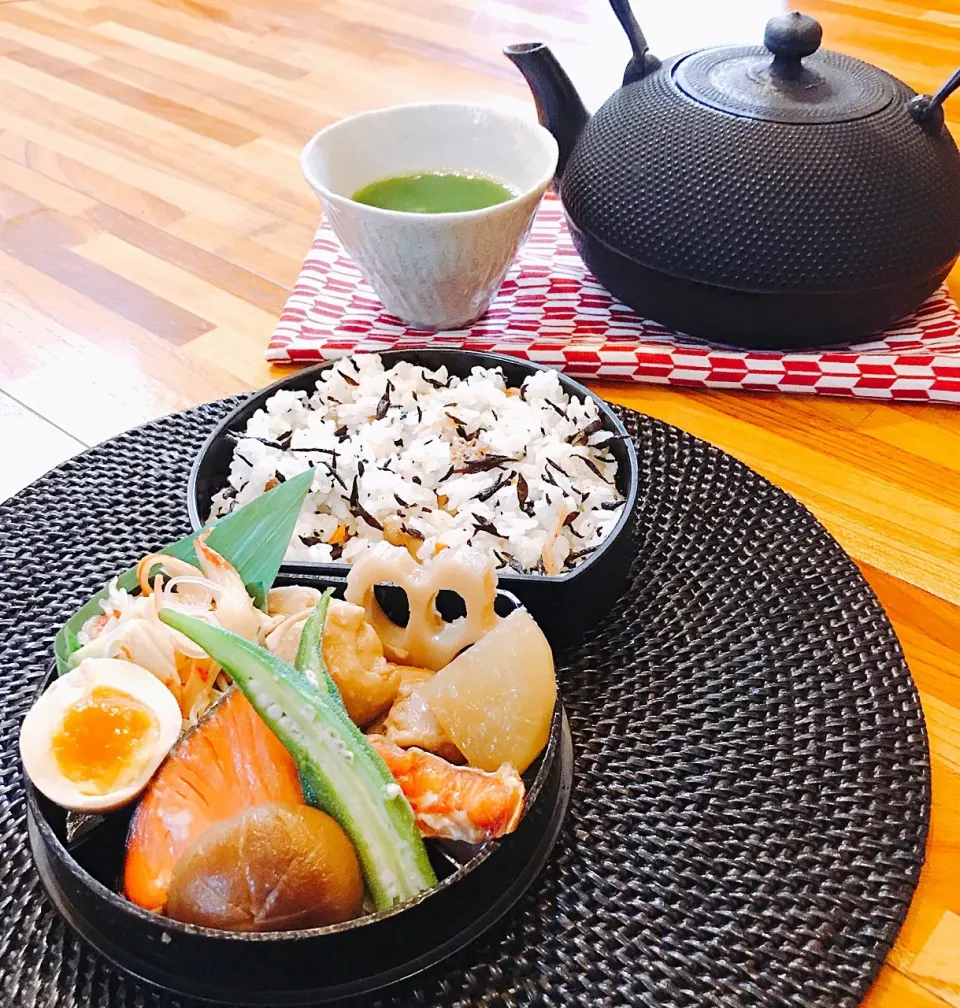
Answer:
(302, 102, 558, 328)
(352, 172, 517, 213)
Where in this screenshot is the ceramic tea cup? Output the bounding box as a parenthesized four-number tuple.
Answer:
(301, 102, 558, 331)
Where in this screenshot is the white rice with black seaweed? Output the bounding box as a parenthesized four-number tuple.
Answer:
(209, 355, 626, 574)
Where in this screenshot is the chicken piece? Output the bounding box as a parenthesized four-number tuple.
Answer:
(394, 664, 435, 692)
(376, 665, 463, 763)
(262, 587, 324, 659)
(264, 610, 312, 665)
(361, 664, 422, 735)
(382, 692, 464, 764)
(267, 586, 323, 618)
(262, 600, 402, 726)
(322, 601, 400, 727)
(369, 736, 524, 843)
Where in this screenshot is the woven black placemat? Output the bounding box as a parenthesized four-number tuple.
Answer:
(0, 401, 928, 1008)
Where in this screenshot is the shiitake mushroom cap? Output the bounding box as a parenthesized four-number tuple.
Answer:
(165, 803, 364, 932)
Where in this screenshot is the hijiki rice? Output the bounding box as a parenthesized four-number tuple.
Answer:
(210, 355, 626, 575)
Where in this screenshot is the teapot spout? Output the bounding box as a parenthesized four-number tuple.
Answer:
(504, 43, 589, 184)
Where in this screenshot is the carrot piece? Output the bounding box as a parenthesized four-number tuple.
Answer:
(123, 689, 303, 912)
(369, 736, 525, 844)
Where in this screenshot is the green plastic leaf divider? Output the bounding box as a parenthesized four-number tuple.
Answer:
(53, 469, 314, 676)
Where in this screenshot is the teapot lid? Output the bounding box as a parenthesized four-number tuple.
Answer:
(673, 12, 895, 124)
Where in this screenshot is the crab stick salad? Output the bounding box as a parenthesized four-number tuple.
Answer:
(21, 513, 556, 932)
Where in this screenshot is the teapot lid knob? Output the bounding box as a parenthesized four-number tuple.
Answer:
(674, 9, 894, 124)
(763, 12, 822, 63)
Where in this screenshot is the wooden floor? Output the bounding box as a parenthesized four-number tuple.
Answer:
(1, 0, 959, 1003)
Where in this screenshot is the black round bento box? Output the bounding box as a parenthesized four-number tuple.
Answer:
(187, 350, 639, 648)
(26, 582, 573, 1005)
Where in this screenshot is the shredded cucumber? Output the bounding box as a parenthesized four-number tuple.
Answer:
(159, 608, 436, 910)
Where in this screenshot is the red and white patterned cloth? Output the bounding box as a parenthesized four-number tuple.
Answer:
(268, 195, 960, 404)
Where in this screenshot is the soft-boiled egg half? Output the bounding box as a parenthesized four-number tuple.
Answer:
(21, 658, 181, 812)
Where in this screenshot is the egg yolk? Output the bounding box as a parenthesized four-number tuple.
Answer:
(52, 686, 160, 796)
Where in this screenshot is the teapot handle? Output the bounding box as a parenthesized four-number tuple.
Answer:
(909, 66, 960, 131)
(607, 0, 660, 85)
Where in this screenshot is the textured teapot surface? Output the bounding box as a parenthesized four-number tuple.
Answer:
(506, 7, 960, 346)
(562, 51, 960, 294)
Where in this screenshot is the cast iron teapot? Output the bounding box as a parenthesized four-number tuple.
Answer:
(506, 4, 960, 348)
